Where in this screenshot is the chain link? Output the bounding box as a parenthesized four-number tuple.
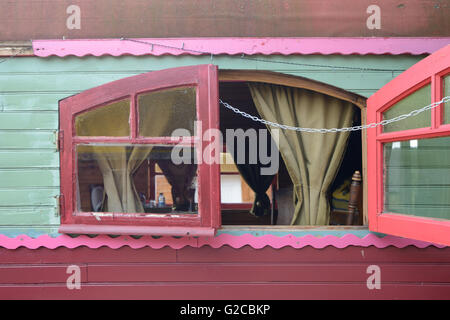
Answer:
(219, 96, 450, 133)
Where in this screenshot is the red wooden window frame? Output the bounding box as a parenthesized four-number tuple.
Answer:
(58, 65, 221, 237)
(367, 45, 450, 246)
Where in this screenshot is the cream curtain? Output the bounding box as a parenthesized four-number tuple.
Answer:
(93, 146, 152, 213)
(248, 83, 354, 225)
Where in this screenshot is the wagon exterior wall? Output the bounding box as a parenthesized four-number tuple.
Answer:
(0, 245, 449, 300)
(0, 54, 424, 236)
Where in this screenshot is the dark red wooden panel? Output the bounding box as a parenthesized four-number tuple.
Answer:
(0, 247, 177, 264)
(1, 245, 450, 299)
(0, 265, 87, 284)
(86, 263, 450, 283)
(0, 283, 449, 300)
(1, 0, 449, 39)
(177, 245, 450, 263)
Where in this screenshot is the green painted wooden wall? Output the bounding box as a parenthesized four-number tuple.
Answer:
(0, 54, 425, 237)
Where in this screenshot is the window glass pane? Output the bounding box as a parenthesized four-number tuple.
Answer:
(75, 99, 130, 136)
(219, 152, 272, 204)
(138, 87, 196, 137)
(77, 144, 198, 215)
(444, 75, 450, 124)
(383, 136, 450, 220)
(383, 84, 431, 133)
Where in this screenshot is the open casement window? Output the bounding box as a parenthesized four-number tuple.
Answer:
(59, 65, 220, 237)
(59, 63, 370, 236)
(367, 45, 450, 246)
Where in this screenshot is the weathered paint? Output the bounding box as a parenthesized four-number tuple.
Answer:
(1, 0, 449, 39)
(0, 54, 425, 236)
(32, 38, 450, 56)
(0, 245, 449, 300)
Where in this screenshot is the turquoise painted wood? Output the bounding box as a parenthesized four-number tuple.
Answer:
(0, 188, 59, 206)
(0, 131, 56, 149)
(0, 112, 58, 130)
(0, 151, 59, 168)
(0, 53, 424, 236)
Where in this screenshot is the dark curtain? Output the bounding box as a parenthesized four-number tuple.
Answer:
(156, 159, 197, 211)
(227, 132, 276, 217)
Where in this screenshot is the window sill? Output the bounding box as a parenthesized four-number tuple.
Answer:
(58, 224, 215, 237)
(218, 225, 371, 238)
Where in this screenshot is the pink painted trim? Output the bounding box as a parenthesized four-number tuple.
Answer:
(0, 233, 445, 250)
(32, 38, 450, 57)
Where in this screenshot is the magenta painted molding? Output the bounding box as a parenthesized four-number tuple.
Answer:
(0, 233, 445, 250)
(32, 38, 450, 57)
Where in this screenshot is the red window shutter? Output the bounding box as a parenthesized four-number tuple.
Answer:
(367, 45, 450, 246)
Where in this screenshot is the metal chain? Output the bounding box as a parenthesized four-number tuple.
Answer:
(219, 96, 450, 133)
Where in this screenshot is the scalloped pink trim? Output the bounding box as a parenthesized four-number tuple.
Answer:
(0, 233, 445, 250)
(32, 38, 450, 57)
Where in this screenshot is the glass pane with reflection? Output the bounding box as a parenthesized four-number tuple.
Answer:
(383, 136, 450, 220)
(138, 87, 197, 137)
(77, 144, 198, 215)
(75, 99, 130, 136)
(383, 84, 431, 133)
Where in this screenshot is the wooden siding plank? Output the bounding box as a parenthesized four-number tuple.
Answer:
(176, 245, 450, 263)
(0, 55, 423, 74)
(0, 247, 177, 264)
(0, 71, 402, 93)
(0, 151, 59, 168)
(0, 93, 73, 111)
(0, 283, 449, 300)
(0, 70, 404, 93)
(0, 265, 87, 284)
(0, 170, 59, 187)
(0, 112, 57, 130)
(2, 246, 447, 265)
(0, 188, 59, 206)
(86, 263, 450, 283)
(0, 207, 59, 225)
(0, 131, 56, 149)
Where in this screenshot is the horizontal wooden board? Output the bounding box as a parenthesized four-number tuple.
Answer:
(0, 265, 87, 284)
(0, 282, 449, 300)
(176, 245, 450, 263)
(1, 245, 449, 264)
(0, 188, 59, 205)
(0, 55, 423, 73)
(0, 151, 59, 168)
(0, 71, 401, 93)
(85, 262, 450, 283)
(0, 131, 56, 149)
(0, 247, 178, 264)
(0, 170, 59, 187)
(0, 112, 57, 130)
(0, 92, 74, 111)
(0, 206, 59, 225)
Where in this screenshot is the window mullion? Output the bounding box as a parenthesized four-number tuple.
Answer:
(130, 93, 138, 139)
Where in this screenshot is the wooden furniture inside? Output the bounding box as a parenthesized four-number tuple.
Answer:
(329, 171, 363, 225)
